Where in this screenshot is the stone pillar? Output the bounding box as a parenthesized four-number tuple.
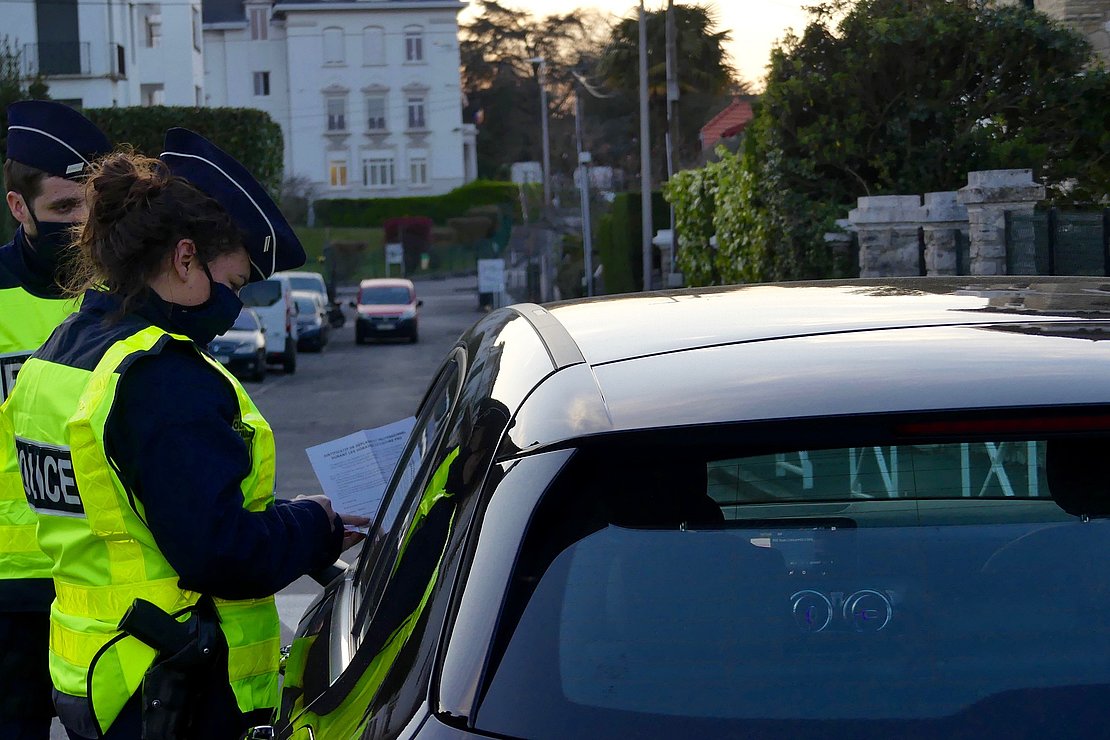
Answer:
(823, 218, 853, 276)
(921, 192, 968, 276)
(847, 196, 924, 278)
(957, 170, 1045, 276)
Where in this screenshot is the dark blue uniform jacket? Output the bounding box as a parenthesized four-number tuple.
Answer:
(42, 289, 344, 599)
(0, 227, 65, 298)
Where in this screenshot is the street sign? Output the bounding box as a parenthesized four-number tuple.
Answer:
(385, 242, 404, 265)
(477, 258, 506, 294)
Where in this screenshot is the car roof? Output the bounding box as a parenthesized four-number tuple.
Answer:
(291, 289, 321, 301)
(489, 278, 1110, 450)
(544, 277, 1110, 366)
(359, 278, 414, 289)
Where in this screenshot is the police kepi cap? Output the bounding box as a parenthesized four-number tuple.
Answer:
(5, 100, 111, 179)
(160, 127, 305, 281)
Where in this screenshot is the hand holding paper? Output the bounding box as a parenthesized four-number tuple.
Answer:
(305, 416, 417, 524)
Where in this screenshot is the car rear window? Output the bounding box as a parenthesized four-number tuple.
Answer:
(295, 297, 316, 314)
(360, 286, 412, 305)
(473, 431, 1110, 737)
(288, 276, 324, 294)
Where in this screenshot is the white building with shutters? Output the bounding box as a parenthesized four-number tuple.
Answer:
(0, 0, 205, 108)
(202, 0, 478, 199)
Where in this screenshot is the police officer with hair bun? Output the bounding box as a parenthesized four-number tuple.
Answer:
(0, 100, 110, 740)
(1, 129, 367, 740)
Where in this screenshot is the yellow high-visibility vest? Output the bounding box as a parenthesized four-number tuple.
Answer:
(0, 272, 82, 583)
(4, 323, 280, 734)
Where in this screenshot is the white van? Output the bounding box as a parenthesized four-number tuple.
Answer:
(239, 274, 299, 374)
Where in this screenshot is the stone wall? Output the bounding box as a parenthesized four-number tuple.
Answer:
(848, 196, 923, 277)
(957, 170, 1045, 275)
(845, 169, 1044, 277)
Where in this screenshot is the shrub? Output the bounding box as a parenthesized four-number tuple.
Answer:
(383, 216, 434, 273)
(594, 191, 669, 293)
(313, 180, 521, 227)
(447, 215, 496, 245)
(85, 106, 284, 194)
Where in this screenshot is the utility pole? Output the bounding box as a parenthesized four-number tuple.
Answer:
(575, 88, 594, 296)
(638, 0, 653, 292)
(530, 57, 553, 220)
(665, 0, 680, 282)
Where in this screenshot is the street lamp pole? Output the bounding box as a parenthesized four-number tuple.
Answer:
(575, 88, 594, 296)
(531, 56, 553, 219)
(638, 0, 653, 292)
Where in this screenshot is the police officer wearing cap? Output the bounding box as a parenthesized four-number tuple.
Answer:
(0, 100, 110, 739)
(1, 130, 366, 740)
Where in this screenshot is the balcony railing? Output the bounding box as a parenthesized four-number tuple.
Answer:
(22, 41, 125, 79)
(23, 41, 90, 76)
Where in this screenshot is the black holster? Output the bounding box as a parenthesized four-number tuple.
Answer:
(118, 596, 249, 740)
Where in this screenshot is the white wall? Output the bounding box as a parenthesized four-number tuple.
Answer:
(203, 12, 292, 167)
(1, 0, 203, 108)
(138, 1, 206, 105)
(278, 1, 466, 199)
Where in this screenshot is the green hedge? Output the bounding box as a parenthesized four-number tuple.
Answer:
(85, 106, 284, 194)
(313, 180, 521, 227)
(595, 191, 670, 294)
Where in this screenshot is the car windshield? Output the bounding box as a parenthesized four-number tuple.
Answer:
(289, 276, 324, 294)
(239, 280, 281, 308)
(231, 310, 259, 331)
(474, 433, 1110, 737)
(360, 286, 411, 305)
(295, 298, 316, 314)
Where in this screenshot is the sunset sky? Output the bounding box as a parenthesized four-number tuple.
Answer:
(460, 1, 813, 89)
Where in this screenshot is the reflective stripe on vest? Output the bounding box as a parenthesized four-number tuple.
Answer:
(7, 324, 280, 734)
(0, 287, 81, 580)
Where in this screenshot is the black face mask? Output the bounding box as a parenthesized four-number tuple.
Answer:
(172, 264, 244, 345)
(25, 210, 78, 277)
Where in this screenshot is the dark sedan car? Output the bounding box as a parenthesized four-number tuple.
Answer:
(295, 291, 330, 352)
(208, 307, 266, 382)
(276, 278, 1110, 740)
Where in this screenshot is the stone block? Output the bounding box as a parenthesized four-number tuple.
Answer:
(848, 195, 923, 226)
(922, 191, 968, 224)
(958, 169, 1045, 206)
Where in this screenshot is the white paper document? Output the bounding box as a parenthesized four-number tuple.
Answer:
(305, 416, 416, 521)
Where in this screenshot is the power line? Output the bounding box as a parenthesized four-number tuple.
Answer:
(570, 70, 614, 99)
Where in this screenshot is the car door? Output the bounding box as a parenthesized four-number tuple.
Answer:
(280, 349, 467, 739)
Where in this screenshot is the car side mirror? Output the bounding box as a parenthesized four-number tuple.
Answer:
(417, 299, 424, 308)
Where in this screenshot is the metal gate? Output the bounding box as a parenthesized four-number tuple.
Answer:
(1006, 208, 1110, 276)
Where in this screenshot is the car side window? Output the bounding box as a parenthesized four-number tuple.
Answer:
(354, 353, 463, 622)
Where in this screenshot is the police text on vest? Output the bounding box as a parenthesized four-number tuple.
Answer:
(15, 437, 85, 517)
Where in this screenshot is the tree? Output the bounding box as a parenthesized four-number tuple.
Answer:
(460, 1, 607, 180)
(1, 37, 50, 159)
(1, 36, 49, 241)
(594, 4, 743, 182)
(720, 0, 1110, 283)
(767, 0, 1110, 203)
